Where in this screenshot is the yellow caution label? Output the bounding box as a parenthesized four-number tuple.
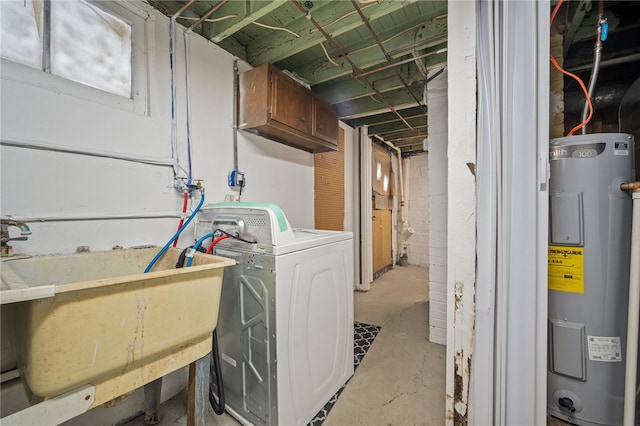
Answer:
(548, 245, 584, 293)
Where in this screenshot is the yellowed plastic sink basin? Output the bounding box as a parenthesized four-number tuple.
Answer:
(1, 247, 234, 407)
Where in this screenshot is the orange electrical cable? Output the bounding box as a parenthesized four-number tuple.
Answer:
(550, 0, 564, 25)
(549, 0, 593, 135)
(549, 55, 593, 136)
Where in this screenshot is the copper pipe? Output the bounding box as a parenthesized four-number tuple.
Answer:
(291, 0, 414, 131)
(187, 0, 228, 32)
(621, 182, 640, 192)
(351, 0, 426, 114)
(173, 0, 197, 19)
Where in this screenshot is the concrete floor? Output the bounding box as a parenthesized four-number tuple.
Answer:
(125, 265, 446, 426)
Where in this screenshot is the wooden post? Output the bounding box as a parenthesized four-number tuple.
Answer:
(187, 353, 211, 426)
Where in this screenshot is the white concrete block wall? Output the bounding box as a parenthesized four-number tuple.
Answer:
(407, 152, 429, 267)
(427, 68, 448, 345)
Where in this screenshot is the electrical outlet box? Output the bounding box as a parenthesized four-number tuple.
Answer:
(228, 170, 246, 189)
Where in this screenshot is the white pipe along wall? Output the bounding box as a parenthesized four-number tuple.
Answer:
(0, 0, 333, 423)
(623, 184, 640, 426)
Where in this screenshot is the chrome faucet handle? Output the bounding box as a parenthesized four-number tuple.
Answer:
(0, 219, 31, 235)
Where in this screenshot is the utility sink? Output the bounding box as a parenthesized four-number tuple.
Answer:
(0, 247, 234, 408)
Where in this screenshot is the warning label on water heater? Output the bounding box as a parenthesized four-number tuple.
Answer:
(548, 245, 584, 293)
(587, 336, 622, 362)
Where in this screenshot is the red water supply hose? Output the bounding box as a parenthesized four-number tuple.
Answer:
(172, 190, 190, 247)
(206, 234, 230, 254)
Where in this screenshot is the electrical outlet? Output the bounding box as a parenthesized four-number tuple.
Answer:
(228, 170, 246, 189)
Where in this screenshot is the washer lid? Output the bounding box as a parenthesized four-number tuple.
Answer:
(199, 203, 352, 254)
(272, 228, 353, 255)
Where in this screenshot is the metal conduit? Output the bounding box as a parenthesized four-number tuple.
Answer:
(351, 1, 427, 115)
(169, 0, 197, 180)
(291, 0, 414, 131)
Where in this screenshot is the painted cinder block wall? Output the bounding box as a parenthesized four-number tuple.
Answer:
(407, 152, 429, 268)
(427, 69, 448, 346)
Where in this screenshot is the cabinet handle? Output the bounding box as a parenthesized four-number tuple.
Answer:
(300, 115, 306, 123)
(318, 124, 324, 131)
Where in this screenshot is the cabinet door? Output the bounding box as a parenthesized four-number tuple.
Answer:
(313, 98, 338, 145)
(271, 71, 312, 134)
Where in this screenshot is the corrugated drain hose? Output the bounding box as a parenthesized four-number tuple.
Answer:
(209, 329, 225, 415)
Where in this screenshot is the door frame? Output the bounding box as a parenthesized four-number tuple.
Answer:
(358, 126, 373, 291)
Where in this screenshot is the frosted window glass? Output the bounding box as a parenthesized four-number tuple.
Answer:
(51, 0, 131, 98)
(0, 0, 43, 69)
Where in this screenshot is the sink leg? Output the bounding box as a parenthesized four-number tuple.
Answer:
(187, 353, 211, 426)
(143, 378, 163, 424)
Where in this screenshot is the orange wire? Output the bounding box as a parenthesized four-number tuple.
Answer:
(549, 56, 593, 135)
(550, 0, 564, 25)
(549, 0, 593, 135)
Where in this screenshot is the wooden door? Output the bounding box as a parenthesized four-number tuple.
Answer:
(372, 208, 392, 274)
(371, 144, 392, 275)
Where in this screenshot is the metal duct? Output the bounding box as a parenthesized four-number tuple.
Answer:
(564, 83, 629, 113)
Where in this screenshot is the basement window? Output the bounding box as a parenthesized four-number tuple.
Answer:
(1, 0, 148, 111)
(51, 1, 132, 98)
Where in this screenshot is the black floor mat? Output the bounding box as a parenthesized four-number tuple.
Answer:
(308, 322, 382, 426)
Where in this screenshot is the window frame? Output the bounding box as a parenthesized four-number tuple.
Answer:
(0, 0, 152, 115)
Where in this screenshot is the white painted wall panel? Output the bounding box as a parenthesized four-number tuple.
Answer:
(446, 2, 477, 423)
(427, 68, 448, 346)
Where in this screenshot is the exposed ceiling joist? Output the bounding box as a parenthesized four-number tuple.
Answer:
(368, 115, 427, 134)
(314, 67, 424, 104)
(562, 0, 593, 54)
(209, 0, 288, 43)
(247, 0, 414, 65)
(293, 15, 447, 85)
(334, 88, 421, 118)
(348, 106, 427, 128)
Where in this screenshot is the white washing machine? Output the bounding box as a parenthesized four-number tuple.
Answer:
(195, 203, 354, 426)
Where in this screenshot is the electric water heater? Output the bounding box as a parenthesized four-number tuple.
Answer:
(548, 133, 635, 425)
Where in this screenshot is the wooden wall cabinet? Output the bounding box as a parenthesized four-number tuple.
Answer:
(238, 63, 338, 153)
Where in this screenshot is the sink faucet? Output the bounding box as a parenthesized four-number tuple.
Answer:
(1, 219, 31, 257)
